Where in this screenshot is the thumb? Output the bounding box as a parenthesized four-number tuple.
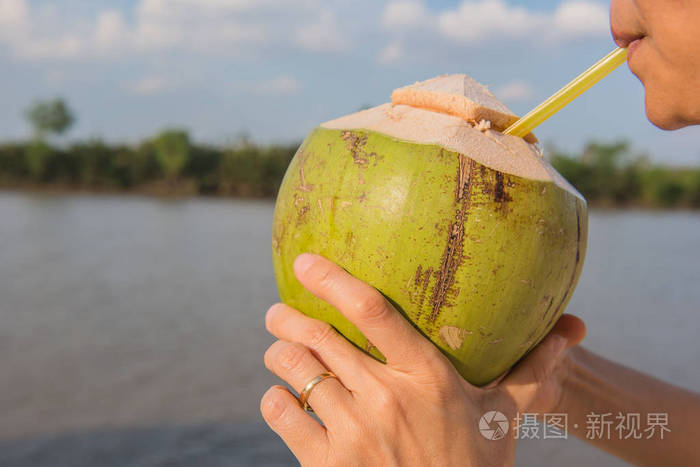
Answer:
(500, 314, 586, 413)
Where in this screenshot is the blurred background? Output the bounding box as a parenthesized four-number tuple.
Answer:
(1, 1, 698, 466)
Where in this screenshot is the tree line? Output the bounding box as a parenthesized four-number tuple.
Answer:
(0, 98, 698, 207)
(550, 142, 700, 208)
(0, 98, 296, 197)
(0, 134, 297, 198)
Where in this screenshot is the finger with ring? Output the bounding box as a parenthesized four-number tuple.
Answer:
(264, 340, 350, 416)
(299, 372, 338, 412)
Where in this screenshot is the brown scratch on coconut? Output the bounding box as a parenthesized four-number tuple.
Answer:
(477, 169, 513, 214)
(539, 295, 555, 321)
(421, 268, 432, 305)
(493, 172, 512, 205)
(296, 205, 310, 226)
(412, 265, 434, 314)
(272, 226, 283, 254)
(345, 231, 355, 247)
(272, 211, 290, 254)
(541, 296, 555, 322)
(414, 265, 424, 287)
(455, 151, 471, 201)
(295, 167, 315, 192)
(429, 155, 474, 322)
(341, 131, 380, 168)
(440, 326, 473, 351)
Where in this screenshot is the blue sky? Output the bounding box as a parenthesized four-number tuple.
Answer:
(1, 0, 698, 164)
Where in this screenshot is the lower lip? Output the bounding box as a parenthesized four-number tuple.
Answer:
(627, 38, 643, 60)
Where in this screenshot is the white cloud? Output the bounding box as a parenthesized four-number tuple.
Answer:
(129, 0, 269, 52)
(295, 10, 349, 52)
(552, 1, 609, 36)
(438, 0, 544, 43)
(128, 75, 172, 95)
(0, 0, 608, 64)
(383, 0, 609, 45)
(378, 42, 403, 64)
(0, 0, 27, 25)
(253, 75, 302, 95)
(494, 81, 535, 102)
(383, 0, 430, 29)
(0, 0, 28, 50)
(0, 0, 331, 61)
(15, 35, 84, 60)
(95, 10, 128, 52)
(163, 0, 317, 13)
(0, 1, 88, 59)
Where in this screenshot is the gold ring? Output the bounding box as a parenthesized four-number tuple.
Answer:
(298, 372, 338, 412)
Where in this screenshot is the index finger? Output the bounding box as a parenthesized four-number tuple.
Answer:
(293, 253, 441, 371)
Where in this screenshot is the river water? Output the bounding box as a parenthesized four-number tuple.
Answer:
(0, 191, 698, 466)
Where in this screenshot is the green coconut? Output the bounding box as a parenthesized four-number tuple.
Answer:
(272, 74, 587, 386)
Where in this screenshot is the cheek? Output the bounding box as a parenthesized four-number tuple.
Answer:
(629, 41, 686, 130)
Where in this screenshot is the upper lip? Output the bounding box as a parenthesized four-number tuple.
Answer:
(611, 28, 646, 48)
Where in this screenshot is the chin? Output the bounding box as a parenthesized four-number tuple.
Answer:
(645, 98, 687, 131)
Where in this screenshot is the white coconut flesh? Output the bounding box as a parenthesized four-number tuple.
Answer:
(322, 74, 582, 198)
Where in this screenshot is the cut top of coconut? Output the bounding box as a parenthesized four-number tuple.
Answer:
(321, 74, 582, 198)
(392, 74, 537, 144)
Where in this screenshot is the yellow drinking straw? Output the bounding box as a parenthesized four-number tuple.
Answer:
(504, 47, 628, 138)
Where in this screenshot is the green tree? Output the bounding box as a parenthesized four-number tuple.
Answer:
(642, 168, 685, 207)
(153, 129, 190, 179)
(23, 98, 75, 179)
(684, 170, 700, 208)
(551, 141, 646, 206)
(24, 140, 53, 180)
(25, 98, 75, 139)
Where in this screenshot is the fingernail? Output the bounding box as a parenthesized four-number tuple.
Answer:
(260, 387, 286, 421)
(266, 303, 282, 324)
(552, 335, 568, 356)
(294, 253, 316, 275)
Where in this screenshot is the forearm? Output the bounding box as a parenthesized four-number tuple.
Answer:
(558, 347, 700, 466)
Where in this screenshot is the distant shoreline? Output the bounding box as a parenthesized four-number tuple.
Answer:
(2, 137, 699, 209)
(2, 185, 699, 211)
(0, 183, 273, 201)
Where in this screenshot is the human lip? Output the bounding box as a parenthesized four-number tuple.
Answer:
(626, 37, 643, 60)
(612, 29, 645, 61)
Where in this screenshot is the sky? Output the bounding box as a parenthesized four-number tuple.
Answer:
(1, 0, 698, 165)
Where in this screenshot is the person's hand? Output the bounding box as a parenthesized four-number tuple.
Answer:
(261, 254, 586, 466)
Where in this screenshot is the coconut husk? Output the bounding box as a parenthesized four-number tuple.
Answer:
(392, 74, 538, 144)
